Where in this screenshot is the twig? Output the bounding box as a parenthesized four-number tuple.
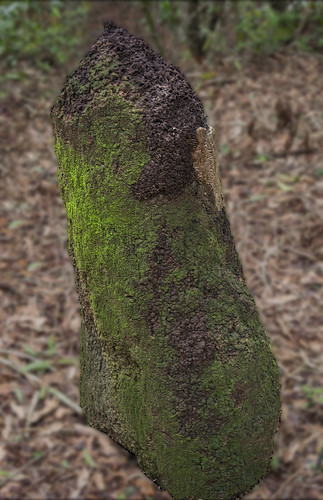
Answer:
(25, 390, 40, 434)
(260, 246, 276, 290)
(0, 356, 39, 384)
(0, 348, 39, 362)
(273, 148, 317, 158)
(299, 349, 322, 372)
(197, 78, 236, 90)
(283, 246, 317, 263)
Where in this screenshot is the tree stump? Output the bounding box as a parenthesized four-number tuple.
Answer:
(51, 21, 280, 500)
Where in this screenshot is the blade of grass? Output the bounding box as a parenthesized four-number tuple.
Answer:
(48, 387, 81, 414)
(83, 449, 98, 469)
(19, 360, 53, 374)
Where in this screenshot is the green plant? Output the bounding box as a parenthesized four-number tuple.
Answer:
(138, 0, 323, 62)
(301, 385, 323, 407)
(0, 0, 89, 76)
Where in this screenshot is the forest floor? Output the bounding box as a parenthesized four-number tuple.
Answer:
(0, 2, 323, 500)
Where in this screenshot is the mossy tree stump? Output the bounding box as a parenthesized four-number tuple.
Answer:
(51, 22, 280, 500)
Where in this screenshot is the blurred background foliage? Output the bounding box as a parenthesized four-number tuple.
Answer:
(1, 0, 322, 84)
(0, 0, 89, 89)
(137, 0, 323, 63)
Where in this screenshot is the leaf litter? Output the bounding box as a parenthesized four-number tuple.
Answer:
(0, 4, 323, 500)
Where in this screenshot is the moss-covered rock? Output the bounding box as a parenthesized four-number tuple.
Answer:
(51, 21, 280, 500)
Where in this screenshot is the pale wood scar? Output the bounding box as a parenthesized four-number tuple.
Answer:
(192, 126, 225, 211)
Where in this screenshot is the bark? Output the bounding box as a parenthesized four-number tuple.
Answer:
(51, 21, 280, 500)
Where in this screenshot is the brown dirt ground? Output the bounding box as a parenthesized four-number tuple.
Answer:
(0, 3, 322, 499)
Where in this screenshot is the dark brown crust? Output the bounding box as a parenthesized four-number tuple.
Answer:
(53, 20, 208, 199)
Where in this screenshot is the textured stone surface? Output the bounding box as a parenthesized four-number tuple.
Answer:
(51, 21, 281, 500)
